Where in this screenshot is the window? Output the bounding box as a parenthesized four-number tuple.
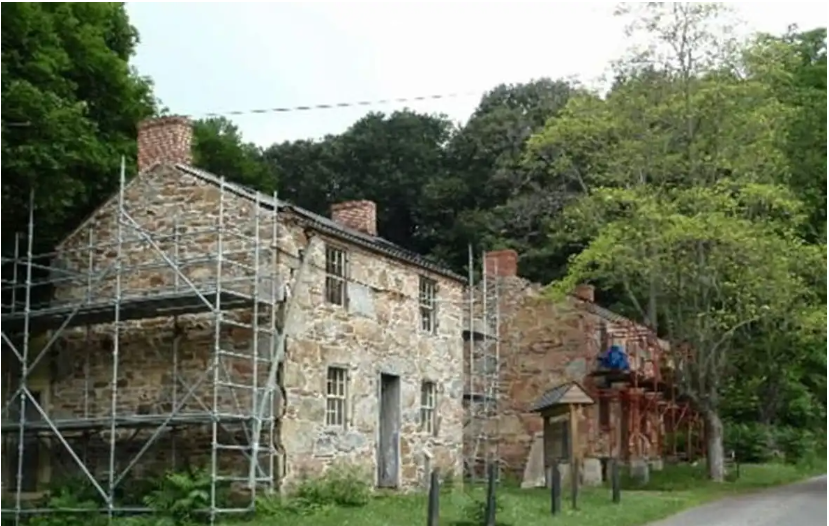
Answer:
(419, 276, 437, 333)
(325, 367, 348, 427)
(325, 245, 347, 306)
(420, 381, 437, 435)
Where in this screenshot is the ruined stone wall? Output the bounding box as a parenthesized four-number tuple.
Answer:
(474, 276, 663, 480)
(46, 165, 465, 489)
(481, 277, 592, 480)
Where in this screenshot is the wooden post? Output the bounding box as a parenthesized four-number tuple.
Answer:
(427, 469, 440, 526)
(569, 404, 579, 509)
(611, 458, 621, 503)
(484, 462, 497, 526)
(549, 463, 561, 515)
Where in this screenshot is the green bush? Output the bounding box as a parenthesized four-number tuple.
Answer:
(294, 462, 371, 507)
(261, 462, 372, 516)
(461, 494, 510, 526)
(725, 422, 826, 465)
(26, 489, 103, 526)
(143, 470, 212, 524)
(725, 422, 775, 463)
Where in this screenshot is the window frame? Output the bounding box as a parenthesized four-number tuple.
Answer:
(325, 366, 348, 428)
(324, 244, 348, 307)
(420, 381, 438, 435)
(418, 275, 438, 334)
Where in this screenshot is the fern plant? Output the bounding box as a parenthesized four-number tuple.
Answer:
(143, 470, 211, 524)
(28, 486, 103, 526)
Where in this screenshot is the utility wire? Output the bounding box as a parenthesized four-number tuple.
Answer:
(198, 90, 484, 119)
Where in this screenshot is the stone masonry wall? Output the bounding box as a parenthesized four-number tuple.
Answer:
(474, 275, 664, 481)
(45, 164, 465, 490)
(475, 277, 592, 480)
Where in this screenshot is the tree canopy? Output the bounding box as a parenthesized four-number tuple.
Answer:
(1, 2, 157, 252)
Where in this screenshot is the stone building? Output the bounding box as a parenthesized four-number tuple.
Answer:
(2, 116, 466, 498)
(466, 250, 669, 486)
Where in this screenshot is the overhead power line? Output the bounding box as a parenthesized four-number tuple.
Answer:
(198, 90, 484, 119)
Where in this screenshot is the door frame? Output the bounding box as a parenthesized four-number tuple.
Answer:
(375, 372, 401, 489)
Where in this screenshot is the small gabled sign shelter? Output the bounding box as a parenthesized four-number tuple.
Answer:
(530, 382, 595, 489)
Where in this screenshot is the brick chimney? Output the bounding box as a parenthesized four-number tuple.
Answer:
(137, 116, 193, 173)
(573, 284, 595, 303)
(484, 249, 518, 277)
(331, 200, 377, 236)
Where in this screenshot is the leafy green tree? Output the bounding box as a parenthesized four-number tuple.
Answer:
(192, 117, 276, 193)
(748, 27, 827, 243)
(262, 137, 342, 210)
(265, 110, 454, 254)
(1, 2, 157, 252)
(422, 79, 577, 276)
(530, 2, 823, 480)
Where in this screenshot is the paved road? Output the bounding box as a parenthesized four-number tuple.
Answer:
(647, 475, 827, 526)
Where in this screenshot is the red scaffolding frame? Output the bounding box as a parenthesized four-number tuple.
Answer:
(586, 313, 704, 463)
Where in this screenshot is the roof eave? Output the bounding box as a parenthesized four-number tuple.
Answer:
(174, 165, 466, 283)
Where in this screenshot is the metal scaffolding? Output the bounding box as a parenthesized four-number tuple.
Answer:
(462, 248, 502, 481)
(1, 160, 285, 523)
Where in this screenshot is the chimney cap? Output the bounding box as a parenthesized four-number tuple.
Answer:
(137, 115, 191, 131)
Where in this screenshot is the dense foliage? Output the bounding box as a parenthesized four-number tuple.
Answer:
(1, 2, 157, 252)
(2, 2, 825, 478)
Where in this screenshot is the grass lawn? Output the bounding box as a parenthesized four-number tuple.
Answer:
(238, 462, 824, 526)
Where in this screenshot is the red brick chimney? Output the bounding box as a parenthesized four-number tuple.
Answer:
(137, 116, 193, 173)
(573, 284, 595, 303)
(484, 249, 518, 277)
(331, 200, 377, 236)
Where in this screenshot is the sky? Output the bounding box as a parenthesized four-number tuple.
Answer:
(126, 2, 828, 147)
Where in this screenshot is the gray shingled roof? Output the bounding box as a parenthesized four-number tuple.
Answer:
(175, 165, 465, 282)
(528, 382, 594, 413)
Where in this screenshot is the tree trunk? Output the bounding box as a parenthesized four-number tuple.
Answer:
(703, 409, 725, 482)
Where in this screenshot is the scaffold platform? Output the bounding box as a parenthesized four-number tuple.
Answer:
(0, 412, 257, 434)
(1, 289, 263, 333)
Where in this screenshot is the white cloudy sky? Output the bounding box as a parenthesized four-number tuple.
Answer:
(126, 2, 827, 146)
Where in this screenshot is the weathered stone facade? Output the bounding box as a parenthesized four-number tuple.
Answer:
(464, 251, 667, 483)
(27, 148, 465, 491)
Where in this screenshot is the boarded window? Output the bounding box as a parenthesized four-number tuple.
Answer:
(324, 246, 347, 306)
(325, 367, 348, 428)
